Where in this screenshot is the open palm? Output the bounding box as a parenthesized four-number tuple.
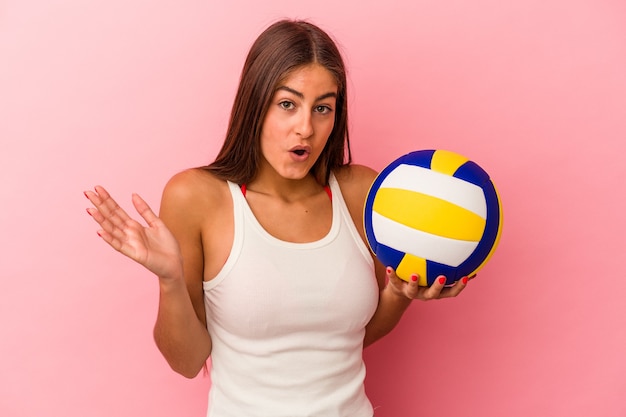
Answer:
(85, 186, 182, 280)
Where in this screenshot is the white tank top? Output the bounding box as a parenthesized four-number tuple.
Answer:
(202, 173, 379, 417)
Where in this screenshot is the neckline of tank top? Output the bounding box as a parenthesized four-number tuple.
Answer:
(239, 184, 332, 200)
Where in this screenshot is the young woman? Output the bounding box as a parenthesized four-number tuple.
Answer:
(85, 19, 469, 417)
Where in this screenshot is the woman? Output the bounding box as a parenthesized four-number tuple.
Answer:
(85, 19, 468, 417)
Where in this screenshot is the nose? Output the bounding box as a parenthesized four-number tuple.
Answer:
(295, 110, 314, 139)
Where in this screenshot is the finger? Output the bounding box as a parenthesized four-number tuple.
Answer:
(405, 273, 420, 299)
(91, 185, 132, 226)
(385, 267, 411, 300)
(93, 184, 112, 201)
(94, 217, 144, 259)
(84, 190, 102, 208)
(85, 199, 127, 240)
(85, 188, 139, 244)
(385, 266, 401, 288)
(386, 266, 402, 285)
(421, 275, 447, 300)
(94, 227, 126, 253)
(85, 202, 119, 237)
(131, 193, 159, 227)
(387, 266, 420, 298)
(86, 207, 105, 224)
(439, 276, 470, 299)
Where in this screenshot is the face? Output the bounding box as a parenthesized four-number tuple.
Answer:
(258, 63, 338, 181)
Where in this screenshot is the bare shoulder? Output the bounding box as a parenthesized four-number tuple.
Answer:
(161, 168, 228, 208)
(333, 164, 379, 240)
(334, 164, 379, 205)
(159, 168, 231, 227)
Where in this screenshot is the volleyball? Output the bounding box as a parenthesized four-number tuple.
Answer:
(364, 149, 503, 286)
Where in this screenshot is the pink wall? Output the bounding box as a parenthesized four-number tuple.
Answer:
(1, 1, 625, 416)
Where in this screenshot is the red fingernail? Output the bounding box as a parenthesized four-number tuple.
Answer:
(462, 276, 469, 285)
(438, 277, 446, 285)
(84, 191, 89, 199)
(96, 230, 102, 237)
(411, 274, 418, 282)
(386, 267, 392, 275)
(86, 208, 92, 216)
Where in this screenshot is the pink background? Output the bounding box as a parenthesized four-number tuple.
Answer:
(1, 0, 625, 416)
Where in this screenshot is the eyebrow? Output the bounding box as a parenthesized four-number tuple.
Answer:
(275, 86, 337, 101)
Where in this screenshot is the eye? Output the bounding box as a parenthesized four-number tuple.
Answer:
(279, 101, 295, 110)
(315, 105, 332, 114)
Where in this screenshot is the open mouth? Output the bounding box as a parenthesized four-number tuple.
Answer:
(289, 145, 311, 159)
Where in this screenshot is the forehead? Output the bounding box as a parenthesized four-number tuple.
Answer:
(277, 64, 338, 94)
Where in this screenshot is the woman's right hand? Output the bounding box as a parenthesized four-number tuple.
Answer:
(85, 185, 183, 281)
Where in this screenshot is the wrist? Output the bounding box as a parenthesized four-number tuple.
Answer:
(157, 270, 186, 292)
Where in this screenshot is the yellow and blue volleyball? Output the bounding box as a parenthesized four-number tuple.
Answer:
(364, 149, 503, 286)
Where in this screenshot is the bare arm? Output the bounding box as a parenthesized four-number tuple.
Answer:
(334, 165, 469, 348)
(363, 260, 412, 347)
(153, 171, 214, 378)
(84, 171, 212, 378)
(363, 263, 468, 347)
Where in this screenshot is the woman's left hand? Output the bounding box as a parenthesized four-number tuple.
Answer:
(385, 267, 471, 301)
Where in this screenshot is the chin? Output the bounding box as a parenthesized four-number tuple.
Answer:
(280, 168, 313, 181)
(283, 172, 310, 181)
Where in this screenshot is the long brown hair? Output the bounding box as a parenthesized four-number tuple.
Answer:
(205, 19, 352, 185)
